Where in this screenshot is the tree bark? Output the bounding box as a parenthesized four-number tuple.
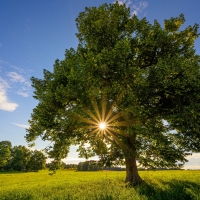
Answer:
(125, 155, 143, 185)
(124, 136, 143, 186)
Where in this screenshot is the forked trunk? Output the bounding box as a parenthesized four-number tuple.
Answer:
(125, 155, 143, 186)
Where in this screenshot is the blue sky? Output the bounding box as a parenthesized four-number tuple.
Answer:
(0, 0, 200, 168)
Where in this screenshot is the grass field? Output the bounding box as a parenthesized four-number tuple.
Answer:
(0, 170, 200, 200)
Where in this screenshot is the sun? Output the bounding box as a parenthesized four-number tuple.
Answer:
(75, 95, 130, 146)
(99, 122, 106, 130)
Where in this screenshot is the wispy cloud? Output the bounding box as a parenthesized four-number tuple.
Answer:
(12, 123, 30, 129)
(17, 91, 29, 97)
(0, 77, 9, 89)
(0, 77, 18, 112)
(0, 60, 31, 98)
(6, 71, 31, 97)
(0, 59, 25, 74)
(114, 0, 148, 16)
(7, 72, 26, 83)
(132, 1, 148, 16)
(117, 0, 132, 7)
(0, 43, 2, 47)
(17, 86, 30, 97)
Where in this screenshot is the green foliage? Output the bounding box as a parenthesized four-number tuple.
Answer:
(0, 170, 199, 199)
(48, 160, 66, 172)
(7, 145, 32, 171)
(0, 141, 46, 172)
(0, 141, 12, 170)
(26, 150, 46, 171)
(26, 2, 200, 183)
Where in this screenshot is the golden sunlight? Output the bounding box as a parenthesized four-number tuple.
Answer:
(99, 122, 106, 130)
(75, 95, 131, 147)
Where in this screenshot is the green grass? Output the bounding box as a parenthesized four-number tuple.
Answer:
(0, 170, 200, 200)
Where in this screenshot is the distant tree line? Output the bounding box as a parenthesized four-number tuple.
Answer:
(65, 164, 78, 169)
(76, 161, 182, 171)
(77, 160, 124, 171)
(46, 160, 101, 171)
(46, 161, 78, 170)
(0, 140, 183, 173)
(104, 167, 126, 171)
(77, 160, 102, 171)
(46, 160, 126, 171)
(0, 141, 46, 172)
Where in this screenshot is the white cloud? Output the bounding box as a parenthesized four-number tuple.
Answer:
(0, 77, 9, 89)
(186, 153, 200, 159)
(63, 157, 86, 162)
(183, 153, 200, 169)
(17, 85, 30, 97)
(7, 72, 26, 83)
(184, 164, 200, 170)
(0, 91, 18, 111)
(12, 123, 30, 129)
(6, 72, 31, 97)
(0, 60, 31, 102)
(117, 0, 132, 7)
(17, 91, 29, 97)
(45, 157, 85, 164)
(0, 43, 2, 47)
(132, 1, 148, 16)
(0, 77, 18, 112)
(114, 0, 148, 16)
(61, 156, 99, 164)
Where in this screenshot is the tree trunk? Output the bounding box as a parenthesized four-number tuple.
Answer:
(124, 136, 143, 186)
(125, 155, 143, 186)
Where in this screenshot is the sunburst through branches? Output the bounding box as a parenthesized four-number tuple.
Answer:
(99, 122, 106, 130)
(75, 95, 131, 148)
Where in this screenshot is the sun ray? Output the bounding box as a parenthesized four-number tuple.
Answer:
(104, 97, 120, 122)
(88, 128, 99, 136)
(106, 126, 130, 137)
(82, 125, 99, 129)
(109, 121, 130, 127)
(81, 106, 100, 123)
(91, 97, 101, 121)
(103, 133, 113, 143)
(106, 129, 128, 150)
(106, 129, 120, 141)
(74, 94, 132, 150)
(100, 131, 104, 140)
(104, 107, 114, 122)
(94, 131, 101, 141)
(75, 115, 98, 126)
(101, 93, 123, 122)
(101, 95, 107, 122)
(106, 112, 122, 124)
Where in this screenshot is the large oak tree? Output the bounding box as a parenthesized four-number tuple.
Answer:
(26, 2, 200, 185)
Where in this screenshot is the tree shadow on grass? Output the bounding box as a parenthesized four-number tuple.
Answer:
(137, 179, 200, 200)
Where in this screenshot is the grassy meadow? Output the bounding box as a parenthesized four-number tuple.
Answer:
(0, 170, 200, 200)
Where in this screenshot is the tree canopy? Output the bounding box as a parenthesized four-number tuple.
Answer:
(0, 141, 12, 169)
(26, 2, 200, 185)
(0, 141, 46, 172)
